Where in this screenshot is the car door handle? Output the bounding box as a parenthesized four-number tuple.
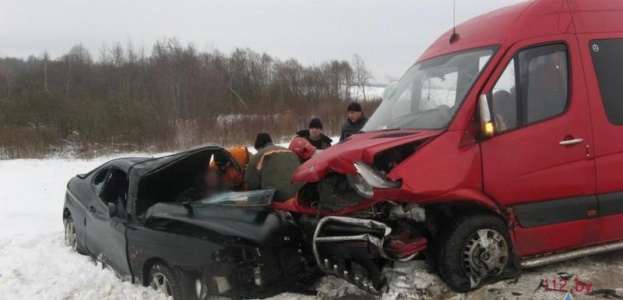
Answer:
(559, 138, 583, 146)
(88, 206, 96, 212)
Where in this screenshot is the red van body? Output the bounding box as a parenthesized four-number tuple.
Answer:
(274, 0, 623, 293)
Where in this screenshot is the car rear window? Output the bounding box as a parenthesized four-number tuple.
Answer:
(590, 39, 623, 125)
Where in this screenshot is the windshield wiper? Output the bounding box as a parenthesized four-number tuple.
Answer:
(361, 127, 401, 134)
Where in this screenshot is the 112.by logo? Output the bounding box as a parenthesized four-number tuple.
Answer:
(542, 277, 593, 295)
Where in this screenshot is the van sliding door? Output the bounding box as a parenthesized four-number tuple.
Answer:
(578, 35, 623, 244)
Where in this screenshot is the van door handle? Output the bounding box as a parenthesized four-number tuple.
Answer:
(559, 138, 583, 146)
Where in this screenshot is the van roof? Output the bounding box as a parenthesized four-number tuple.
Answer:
(418, 0, 623, 62)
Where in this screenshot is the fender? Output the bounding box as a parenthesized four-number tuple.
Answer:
(417, 188, 502, 214)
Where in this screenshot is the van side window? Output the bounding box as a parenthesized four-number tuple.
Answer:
(519, 45, 568, 124)
(490, 44, 569, 132)
(590, 39, 623, 125)
(491, 60, 518, 132)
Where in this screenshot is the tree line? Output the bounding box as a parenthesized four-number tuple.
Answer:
(0, 39, 380, 158)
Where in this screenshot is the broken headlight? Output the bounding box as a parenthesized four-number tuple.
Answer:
(348, 162, 401, 198)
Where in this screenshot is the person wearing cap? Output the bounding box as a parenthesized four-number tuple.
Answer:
(295, 117, 333, 150)
(340, 102, 368, 141)
(245, 133, 303, 202)
(289, 137, 323, 163)
(209, 146, 254, 191)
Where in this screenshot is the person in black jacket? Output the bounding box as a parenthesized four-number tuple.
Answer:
(295, 118, 333, 149)
(340, 102, 368, 141)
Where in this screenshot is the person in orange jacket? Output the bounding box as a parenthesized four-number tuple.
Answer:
(209, 146, 254, 191)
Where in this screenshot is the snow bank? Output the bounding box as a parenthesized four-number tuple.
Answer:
(0, 158, 167, 300)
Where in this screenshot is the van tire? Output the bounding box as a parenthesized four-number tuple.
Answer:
(437, 213, 512, 292)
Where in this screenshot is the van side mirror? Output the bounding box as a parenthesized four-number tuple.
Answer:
(108, 202, 118, 218)
(479, 94, 495, 138)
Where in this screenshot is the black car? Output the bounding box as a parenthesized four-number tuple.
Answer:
(62, 144, 318, 299)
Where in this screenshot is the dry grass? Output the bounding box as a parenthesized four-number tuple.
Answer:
(0, 100, 381, 159)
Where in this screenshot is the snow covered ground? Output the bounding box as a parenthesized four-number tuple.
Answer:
(1, 155, 623, 300)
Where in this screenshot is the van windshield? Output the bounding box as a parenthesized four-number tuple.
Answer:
(363, 47, 496, 131)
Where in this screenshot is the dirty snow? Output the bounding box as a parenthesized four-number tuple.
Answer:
(1, 155, 623, 300)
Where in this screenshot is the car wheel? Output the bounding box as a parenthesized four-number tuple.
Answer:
(64, 215, 78, 252)
(149, 263, 184, 300)
(437, 213, 512, 292)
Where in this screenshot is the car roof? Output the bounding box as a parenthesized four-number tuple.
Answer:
(417, 0, 623, 63)
(128, 143, 221, 174)
(106, 157, 151, 171)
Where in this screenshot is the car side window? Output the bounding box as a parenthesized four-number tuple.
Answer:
(100, 169, 129, 206)
(92, 168, 109, 195)
(589, 39, 623, 125)
(490, 44, 569, 132)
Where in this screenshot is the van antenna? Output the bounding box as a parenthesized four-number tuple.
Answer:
(449, 0, 460, 43)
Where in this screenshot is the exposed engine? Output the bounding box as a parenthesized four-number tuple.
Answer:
(372, 141, 421, 174)
(298, 174, 366, 212)
(295, 141, 431, 293)
(305, 203, 429, 294)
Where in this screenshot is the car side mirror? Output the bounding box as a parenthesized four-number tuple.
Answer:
(479, 94, 495, 138)
(108, 202, 118, 218)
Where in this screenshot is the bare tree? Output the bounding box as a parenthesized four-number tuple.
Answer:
(42, 52, 49, 92)
(352, 54, 373, 101)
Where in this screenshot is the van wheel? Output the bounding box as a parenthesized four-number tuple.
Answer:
(149, 263, 184, 299)
(437, 213, 511, 292)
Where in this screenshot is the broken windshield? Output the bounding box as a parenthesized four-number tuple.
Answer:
(194, 190, 275, 208)
(363, 47, 496, 131)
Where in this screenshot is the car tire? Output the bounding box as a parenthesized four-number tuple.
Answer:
(149, 263, 185, 300)
(64, 215, 79, 252)
(437, 213, 512, 292)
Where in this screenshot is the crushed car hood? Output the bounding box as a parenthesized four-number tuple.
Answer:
(144, 202, 287, 246)
(292, 130, 442, 183)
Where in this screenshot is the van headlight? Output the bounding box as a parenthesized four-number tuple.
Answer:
(347, 162, 401, 198)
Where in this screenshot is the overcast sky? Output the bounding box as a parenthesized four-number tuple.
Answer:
(0, 0, 526, 83)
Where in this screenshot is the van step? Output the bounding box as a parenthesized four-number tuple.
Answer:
(519, 240, 623, 268)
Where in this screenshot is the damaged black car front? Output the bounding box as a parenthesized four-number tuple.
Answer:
(63, 144, 319, 300)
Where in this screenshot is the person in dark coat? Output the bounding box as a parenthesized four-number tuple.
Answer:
(245, 133, 303, 202)
(295, 118, 333, 149)
(340, 102, 368, 141)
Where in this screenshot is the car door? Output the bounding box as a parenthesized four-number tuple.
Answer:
(480, 36, 597, 257)
(85, 167, 132, 277)
(82, 167, 109, 252)
(577, 34, 623, 244)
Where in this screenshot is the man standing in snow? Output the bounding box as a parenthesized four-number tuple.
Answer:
(340, 102, 368, 141)
(245, 133, 303, 202)
(295, 118, 332, 150)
